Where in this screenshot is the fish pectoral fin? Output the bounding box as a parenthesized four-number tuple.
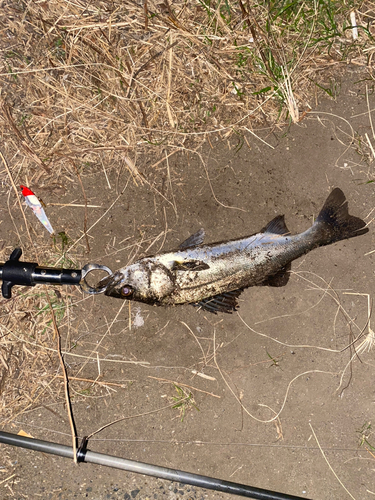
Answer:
(194, 289, 243, 314)
(171, 260, 209, 271)
(261, 263, 291, 287)
(261, 215, 291, 236)
(179, 228, 205, 249)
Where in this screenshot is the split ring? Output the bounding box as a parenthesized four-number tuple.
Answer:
(80, 263, 112, 294)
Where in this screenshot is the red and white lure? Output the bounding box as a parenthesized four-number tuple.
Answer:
(20, 185, 54, 234)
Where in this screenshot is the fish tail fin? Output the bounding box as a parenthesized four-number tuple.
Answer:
(312, 188, 368, 246)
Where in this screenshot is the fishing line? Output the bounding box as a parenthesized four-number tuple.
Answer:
(7, 421, 368, 453)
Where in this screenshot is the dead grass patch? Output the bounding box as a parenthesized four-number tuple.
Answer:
(0, 1, 374, 187)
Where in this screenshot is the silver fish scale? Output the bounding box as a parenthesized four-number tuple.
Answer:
(154, 231, 308, 305)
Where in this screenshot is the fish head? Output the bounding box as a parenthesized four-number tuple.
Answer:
(98, 259, 175, 304)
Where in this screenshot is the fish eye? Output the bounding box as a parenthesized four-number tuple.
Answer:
(121, 285, 133, 297)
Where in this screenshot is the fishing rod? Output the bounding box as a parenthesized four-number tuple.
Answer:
(0, 431, 310, 500)
(0, 249, 311, 499)
(0, 247, 111, 299)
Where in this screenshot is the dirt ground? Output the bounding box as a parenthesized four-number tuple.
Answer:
(1, 68, 375, 499)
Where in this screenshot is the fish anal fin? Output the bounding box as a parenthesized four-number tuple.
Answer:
(261, 215, 290, 236)
(179, 228, 205, 250)
(194, 289, 243, 314)
(261, 263, 291, 287)
(172, 260, 209, 271)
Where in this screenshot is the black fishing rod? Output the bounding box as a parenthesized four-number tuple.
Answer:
(0, 431, 310, 500)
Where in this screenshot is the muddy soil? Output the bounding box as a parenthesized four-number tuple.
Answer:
(1, 67, 375, 500)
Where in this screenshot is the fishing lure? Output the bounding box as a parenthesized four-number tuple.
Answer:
(20, 185, 54, 234)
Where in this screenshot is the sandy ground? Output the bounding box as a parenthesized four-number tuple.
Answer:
(1, 67, 375, 499)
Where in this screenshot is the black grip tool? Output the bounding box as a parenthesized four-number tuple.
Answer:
(0, 248, 82, 299)
(0, 248, 112, 298)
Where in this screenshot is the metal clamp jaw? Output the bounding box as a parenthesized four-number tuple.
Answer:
(0, 248, 112, 298)
(80, 263, 112, 294)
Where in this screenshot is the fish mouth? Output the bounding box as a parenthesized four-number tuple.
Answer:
(97, 271, 124, 297)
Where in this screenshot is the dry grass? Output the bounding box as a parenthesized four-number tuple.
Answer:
(0, 1, 374, 183)
(0, 283, 64, 423)
(0, 0, 375, 427)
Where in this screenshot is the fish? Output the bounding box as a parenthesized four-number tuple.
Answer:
(97, 188, 368, 313)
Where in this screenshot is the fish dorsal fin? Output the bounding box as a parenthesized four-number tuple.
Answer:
(194, 289, 243, 314)
(261, 215, 290, 235)
(179, 228, 205, 250)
